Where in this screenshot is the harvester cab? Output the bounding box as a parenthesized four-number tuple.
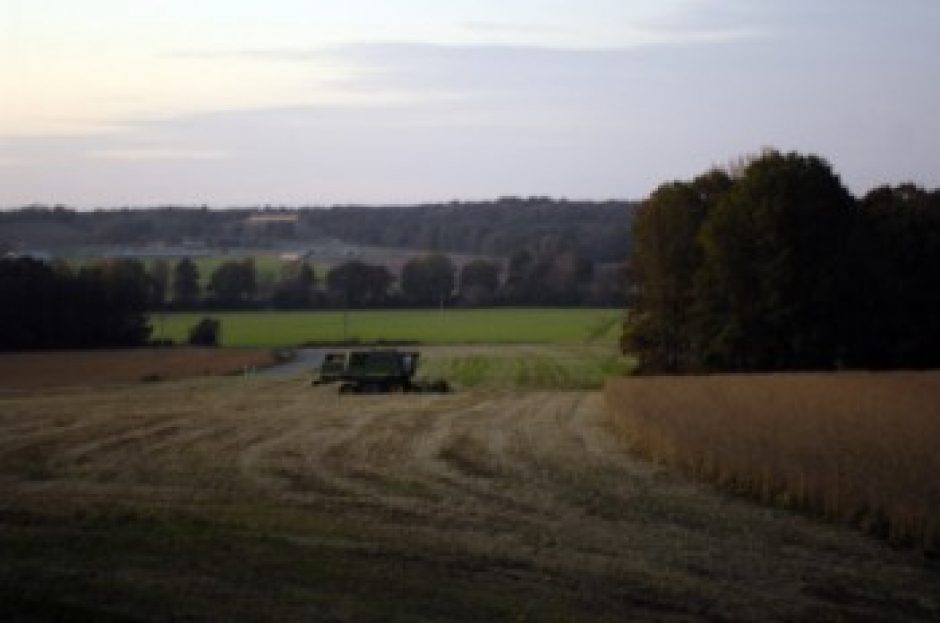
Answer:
(314, 349, 449, 394)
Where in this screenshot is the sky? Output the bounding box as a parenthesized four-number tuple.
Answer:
(1, 0, 938, 207)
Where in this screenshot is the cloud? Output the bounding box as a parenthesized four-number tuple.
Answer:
(0, 155, 29, 167)
(85, 148, 230, 161)
(459, 21, 560, 35)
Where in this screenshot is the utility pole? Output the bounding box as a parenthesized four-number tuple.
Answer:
(343, 289, 349, 342)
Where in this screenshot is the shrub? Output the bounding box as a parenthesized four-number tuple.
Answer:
(187, 317, 221, 347)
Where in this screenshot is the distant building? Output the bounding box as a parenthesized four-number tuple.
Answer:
(245, 213, 299, 238)
(245, 213, 299, 226)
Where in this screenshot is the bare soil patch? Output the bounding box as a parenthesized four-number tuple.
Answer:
(0, 348, 276, 390)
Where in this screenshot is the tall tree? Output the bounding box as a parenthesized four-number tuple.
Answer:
(149, 259, 170, 308)
(172, 258, 201, 308)
(626, 180, 715, 371)
(694, 151, 856, 370)
(207, 258, 256, 307)
(272, 261, 317, 309)
(852, 184, 940, 367)
(400, 254, 455, 306)
(326, 261, 393, 308)
(458, 259, 500, 306)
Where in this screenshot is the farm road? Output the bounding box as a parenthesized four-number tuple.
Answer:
(259, 347, 327, 376)
(1, 378, 938, 621)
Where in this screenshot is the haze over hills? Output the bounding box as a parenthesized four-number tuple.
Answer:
(0, 198, 634, 263)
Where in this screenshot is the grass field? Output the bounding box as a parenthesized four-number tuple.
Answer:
(605, 372, 940, 552)
(150, 308, 623, 347)
(419, 344, 633, 390)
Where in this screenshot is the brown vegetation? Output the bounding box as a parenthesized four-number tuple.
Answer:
(605, 372, 940, 551)
(0, 348, 276, 390)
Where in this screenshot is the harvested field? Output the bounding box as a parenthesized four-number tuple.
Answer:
(605, 372, 940, 551)
(0, 348, 276, 390)
(2, 373, 938, 621)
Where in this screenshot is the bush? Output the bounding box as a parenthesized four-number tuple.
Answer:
(187, 317, 221, 347)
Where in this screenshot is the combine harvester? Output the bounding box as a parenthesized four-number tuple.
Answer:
(313, 349, 451, 394)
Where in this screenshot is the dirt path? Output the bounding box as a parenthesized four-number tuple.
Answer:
(1, 378, 938, 621)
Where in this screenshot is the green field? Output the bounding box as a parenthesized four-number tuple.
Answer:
(186, 255, 333, 288)
(150, 308, 623, 347)
(419, 345, 634, 390)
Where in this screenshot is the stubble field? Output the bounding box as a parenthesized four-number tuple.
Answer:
(2, 349, 939, 621)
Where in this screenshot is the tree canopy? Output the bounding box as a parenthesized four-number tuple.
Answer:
(0, 258, 151, 350)
(626, 150, 940, 373)
(401, 254, 456, 306)
(325, 261, 393, 308)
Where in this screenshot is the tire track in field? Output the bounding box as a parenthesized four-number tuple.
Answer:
(229, 387, 940, 621)
(1, 378, 938, 621)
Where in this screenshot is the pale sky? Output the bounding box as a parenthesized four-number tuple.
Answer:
(1, 0, 938, 207)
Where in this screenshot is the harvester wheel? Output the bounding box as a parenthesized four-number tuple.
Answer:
(430, 380, 451, 393)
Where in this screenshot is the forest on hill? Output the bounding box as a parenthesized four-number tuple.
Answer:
(0, 198, 633, 263)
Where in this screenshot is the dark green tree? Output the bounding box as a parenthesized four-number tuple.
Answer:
(401, 254, 455, 306)
(207, 258, 256, 307)
(0, 257, 151, 350)
(272, 262, 317, 309)
(694, 151, 856, 370)
(188, 317, 221, 347)
(94, 259, 154, 345)
(458, 259, 500, 306)
(852, 184, 940, 367)
(326, 261, 393, 308)
(626, 180, 716, 371)
(149, 259, 170, 308)
(172, 258, 201, 307)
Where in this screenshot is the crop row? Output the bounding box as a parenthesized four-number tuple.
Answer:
(605, 372, 940, 551)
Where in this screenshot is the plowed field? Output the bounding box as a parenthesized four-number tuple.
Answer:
(0, 348, 276, 390)
(2, 372, 938, 621)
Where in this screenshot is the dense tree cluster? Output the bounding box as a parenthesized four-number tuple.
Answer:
(0, 200, 630, 310)
(300, 198, 631, 262)
(0, 257, 151, 350)
(626, 150, 940, 373)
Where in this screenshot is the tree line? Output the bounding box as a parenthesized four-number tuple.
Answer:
(159, 252, 624, 310)
(0, 244, 624, 350)
(0, 198, 632, 263)
(626, 149, 940, 373)
(0, 257, 151, 349)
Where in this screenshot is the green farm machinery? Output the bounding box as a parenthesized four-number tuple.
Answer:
(313, 349, 450, 394)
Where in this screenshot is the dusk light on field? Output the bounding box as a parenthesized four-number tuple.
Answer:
(2, 3, 940, 619)
(2, 0, 939, 206)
